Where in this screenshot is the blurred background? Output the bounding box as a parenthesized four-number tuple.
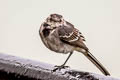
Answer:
(0, 0, 120, 78)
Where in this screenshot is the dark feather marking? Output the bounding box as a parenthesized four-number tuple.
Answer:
(43, 23, 50, 27)
(42, 28, 50, 37)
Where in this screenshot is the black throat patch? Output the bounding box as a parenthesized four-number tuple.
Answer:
(42, 28, 50, 37)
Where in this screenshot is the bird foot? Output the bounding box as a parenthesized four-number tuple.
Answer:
(52, 65, 70, 72)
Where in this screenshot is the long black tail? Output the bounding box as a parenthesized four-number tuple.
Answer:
(83, 51, 110, 76)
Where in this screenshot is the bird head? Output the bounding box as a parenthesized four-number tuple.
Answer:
(44, 14, 64, 30)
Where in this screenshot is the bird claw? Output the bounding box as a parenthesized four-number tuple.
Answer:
(52, 65, 70, 72)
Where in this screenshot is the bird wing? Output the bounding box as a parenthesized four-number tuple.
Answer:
(58, 21, 88, 50)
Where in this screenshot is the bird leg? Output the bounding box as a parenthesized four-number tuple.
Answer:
(52, 52, 73, 72)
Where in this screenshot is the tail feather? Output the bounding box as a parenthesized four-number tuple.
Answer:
(83, 51, 110, 76)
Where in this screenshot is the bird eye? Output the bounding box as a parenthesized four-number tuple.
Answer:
(50, 18, 53, 22)
(43, 23, 49, 27)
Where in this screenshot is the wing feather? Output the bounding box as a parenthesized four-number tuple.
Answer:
(58, 22, 88, 50)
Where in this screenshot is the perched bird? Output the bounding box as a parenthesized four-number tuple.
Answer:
(39, 14, 110, 76)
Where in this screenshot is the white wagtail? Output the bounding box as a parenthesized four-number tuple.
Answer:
(39, 14, 110, 76)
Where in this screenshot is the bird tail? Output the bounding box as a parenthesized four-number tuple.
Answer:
(83, 51, 110, 76)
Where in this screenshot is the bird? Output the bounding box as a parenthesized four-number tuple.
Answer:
(39, 13, 110, 76)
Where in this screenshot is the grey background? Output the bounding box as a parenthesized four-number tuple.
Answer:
(0, 0, 120, 78)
